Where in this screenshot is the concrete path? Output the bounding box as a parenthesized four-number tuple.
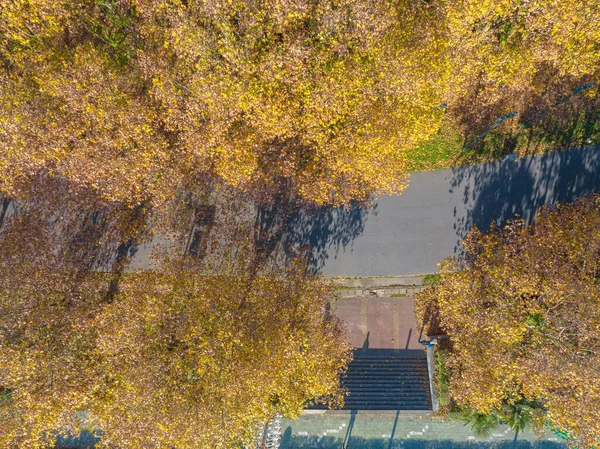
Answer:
(332, 297, 423, 350)
(297, 145, 600, 276)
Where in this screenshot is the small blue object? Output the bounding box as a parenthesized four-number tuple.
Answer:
(496, 112, 517, 123)
(573, 83, 596, 94)
(504, 154, 517, 161)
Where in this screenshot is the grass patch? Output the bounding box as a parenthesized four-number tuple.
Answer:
(406, 91, 600, 172)
(405, 131, 463, 171)
(391, 293, 408, 298)
(423, 273, 441, 286)
(434, 348, 451, 407)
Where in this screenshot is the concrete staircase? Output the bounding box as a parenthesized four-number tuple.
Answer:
(341, 349, 431, 411)
(309, 275, 435, 412)
(309, 349, 432, 411)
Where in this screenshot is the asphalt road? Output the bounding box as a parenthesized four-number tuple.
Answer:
(300, 145, 600, 277)
(102, 145, 600, 276)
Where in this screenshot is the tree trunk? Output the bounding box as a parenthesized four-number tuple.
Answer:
(512, 428, 519, 449)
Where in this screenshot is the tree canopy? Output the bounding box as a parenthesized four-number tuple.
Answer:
(0, 0, 450, 207)
(444, 0, 600, 135)
(2, 1, 600, 447)
(2, 1, 598, 207)
(416, 195, 600, 449)
(0, 194, 351, 448)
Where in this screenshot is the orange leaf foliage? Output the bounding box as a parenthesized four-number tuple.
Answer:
(416, 195, 600, 448)
(0, 187, 351, 449)
(0, 0, 448, 207)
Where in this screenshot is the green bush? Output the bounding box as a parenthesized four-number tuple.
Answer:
(423, 273, 442, 286)
(434, 349, 451, 407)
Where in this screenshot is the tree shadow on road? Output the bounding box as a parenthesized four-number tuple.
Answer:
(449, 145, 600, 257)
(253, 191, 375, 274)
(284, 201, 374, 274)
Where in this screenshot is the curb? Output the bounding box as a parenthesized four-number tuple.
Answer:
(302, 410, 433, 417)
(426, 347, 440, 413)
(333, 285, 429, 298)
(328, 275, 432, 298)
(329, 275, 426, 288)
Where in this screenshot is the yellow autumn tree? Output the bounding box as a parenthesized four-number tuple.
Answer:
(0, 185, 351, 449)
(0, 0, 447, 207)
(89, 257, 349, 449)
(416, 195, 600, 449)
(444, 0, 600, 134)
(2, 0, 599, 207)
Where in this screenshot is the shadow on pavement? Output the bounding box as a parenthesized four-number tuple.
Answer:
(388, 410, 400, 449)
(450, 145, 600, 256)
(255, 197, 374, 274)
(55, 430, 102, 448)
(280, 436, 566, 449)
(342, 410, 358, 449)
(286, 202, 374, 274)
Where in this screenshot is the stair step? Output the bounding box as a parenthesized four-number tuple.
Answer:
(345, 393, 429, 398)
(346, 385, 429, 390)
(310, 405, 432, 411)
(344, 401, 430, 407)
(308, 349, 432, 411)
(343, 380, 429, 385)
(345, 396, 431, 402)
(351, 357, 426, 362)
(348, 366, 427, 371)
(349, 363, 427, 369)
(344, 406, 431, 411)
(353, 356, 425, 358)
(344, 380, 428, 384)
(346, 363, 427, 372)
(348, 367, 427, 372)
(343, 370, 427, 380)
(344, 386, 429, 392)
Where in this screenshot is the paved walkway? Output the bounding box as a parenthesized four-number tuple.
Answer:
(332, 296, 423, 350)
(279, 412, 566, 449)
